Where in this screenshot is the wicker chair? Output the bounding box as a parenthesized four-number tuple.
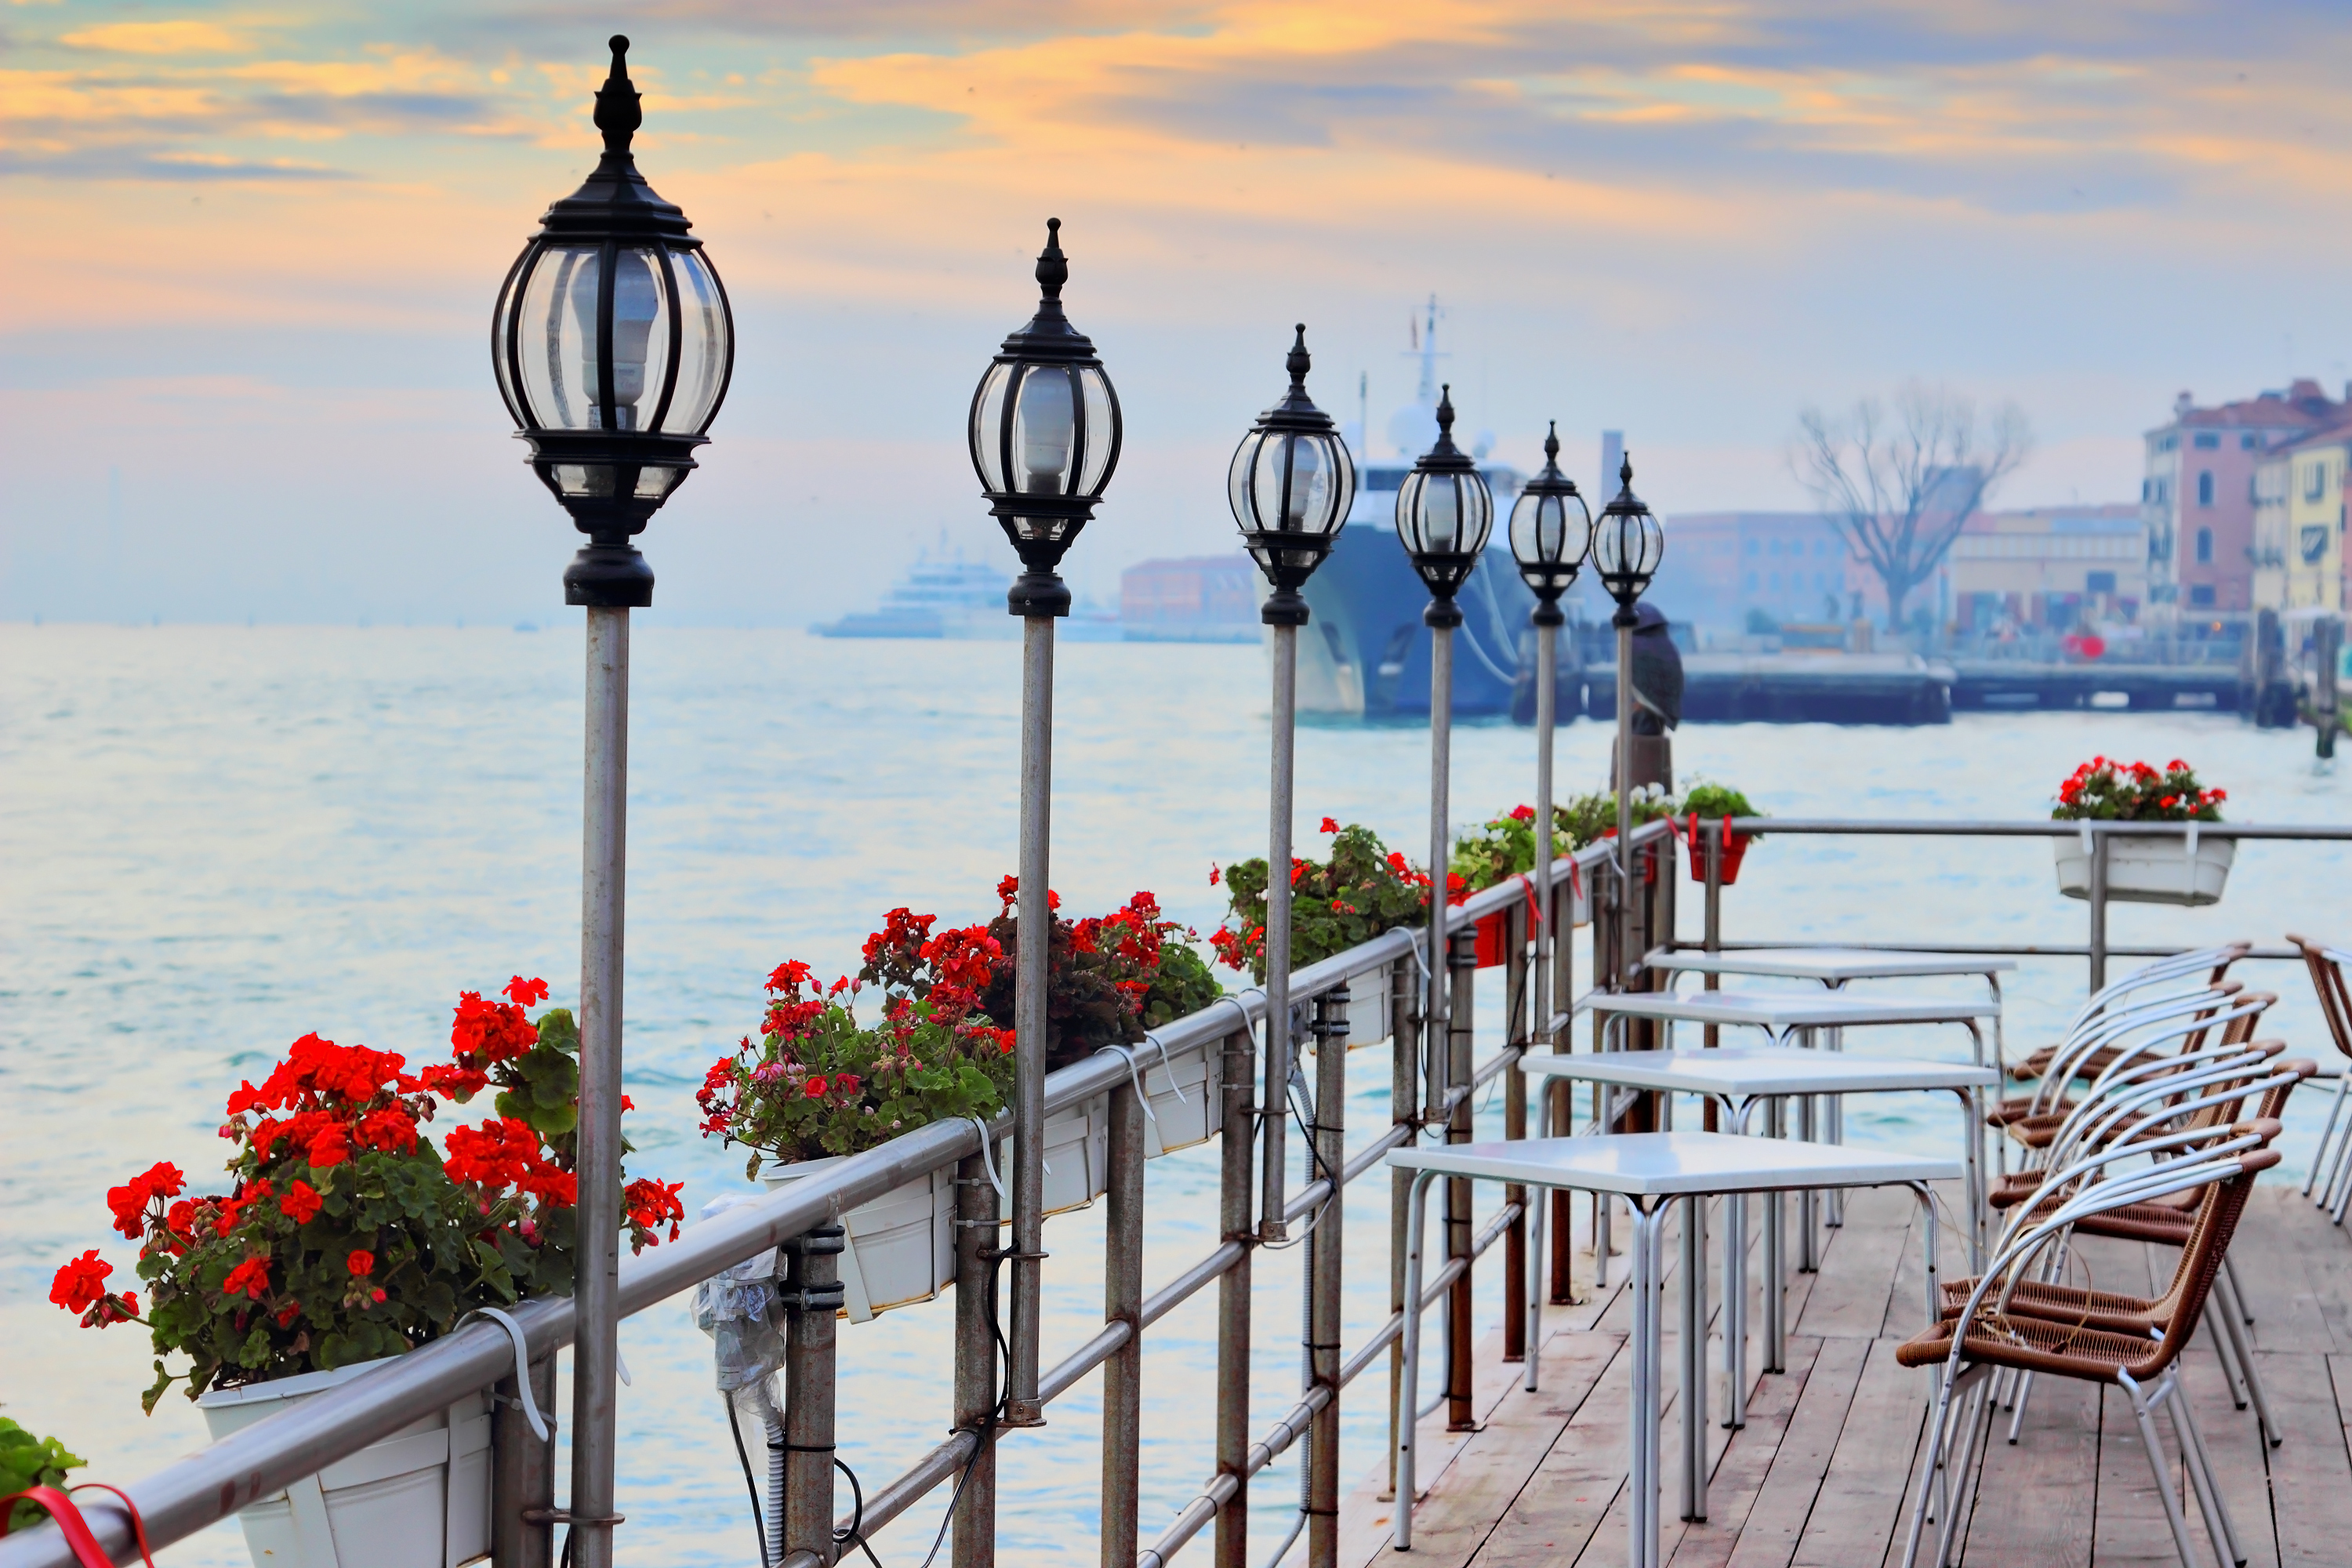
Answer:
(1895, 1127, 2280, 1568)
(2287, 935, 2352, 1217)
(2002, 944, 2249, 1091)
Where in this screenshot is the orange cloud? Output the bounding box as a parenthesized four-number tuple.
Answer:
(59, 19, 250, 55)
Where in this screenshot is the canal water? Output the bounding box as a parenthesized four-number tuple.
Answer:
(5, 624, 2347, 1568)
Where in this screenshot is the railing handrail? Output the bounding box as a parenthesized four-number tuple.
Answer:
(0, 831, 1655, 1568)
(1684, 816, 2352, 841)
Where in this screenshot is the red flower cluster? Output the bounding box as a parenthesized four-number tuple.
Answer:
(49, 1250, 138, 1327)
(443, 1117, 576, 1207)
(223, 1033, 430, 1172)
(420, 981, 546, 1099)
(625, 1178, 686, 1242)
(996, 875, 1060, 912)
(107, 1162, 186, 1240)
(2054, 757, 2225, 822)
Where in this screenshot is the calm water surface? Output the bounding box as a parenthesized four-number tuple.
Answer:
(4, 626, 2347, 1566)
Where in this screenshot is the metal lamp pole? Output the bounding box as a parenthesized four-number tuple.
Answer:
(1592, 453, 1664, 994)
(1393, 387, 1493, 1102)
(966, 220, 1123, 1426)
(1227, 325, 1355, 1565)
(488, 39, 735, 1568)
(1504, 423, 1592, 1254)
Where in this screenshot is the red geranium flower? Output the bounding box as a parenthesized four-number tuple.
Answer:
(280, 1179, 324, 1225)
(1320, 817, 1341, 833)
(347, 1250, 375, 1277)
(804, 1076, 829, 1098)
(222, 1256, 272, 1300)
(49, 1250, 111, 1314)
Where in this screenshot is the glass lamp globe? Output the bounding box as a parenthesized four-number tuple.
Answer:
(1592, 452, 1666, 622)
(1508, 421, 1592, 611)
(967, 219, 1121, 612)
(1392, 385, 1494, 609)
(490, 36, 734, 606)
(1228, 325, 1356, 622)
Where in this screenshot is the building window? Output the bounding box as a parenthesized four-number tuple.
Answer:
(2088, 571, 2117, 595)
(2307, 463, 2329, 503)
(1744, 572, 1758, 590)
(2198, 471, 2214, 506)
(2190, 583, 2216, 607)
(2242, 434, 2259, 450)
(1744, 538, 1759, 556)
(2195, 527, 2213, 563)
(2194, 432, 2220, 449)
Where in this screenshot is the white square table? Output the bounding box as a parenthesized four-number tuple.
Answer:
(1582, 989, 1998, 1269)
(1388, 1133, 1958, 1568)
(1516, 1047, 1998, 1425)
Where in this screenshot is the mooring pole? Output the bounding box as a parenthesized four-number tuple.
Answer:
(1305, 988, 1348, 1568)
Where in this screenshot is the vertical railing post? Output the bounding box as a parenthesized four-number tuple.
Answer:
(1305, 988, 1348, 1568)
(1548, 858, 1577, 1305)
(1703, 824, 1723, 1131)
(1102, 1082, 1145, 1568)
(490, 1355, 556, 1568)
(951, 1154, 999, 1568)
(782, 1225, 844, 1566)
(1445, 925, 1477, 1431)
(1386, 959, 1417, 1500)
(1214, 1025, 1257, 1568)
(1502, 900, 1529, 1363)
(2087, 826, 2110, 993)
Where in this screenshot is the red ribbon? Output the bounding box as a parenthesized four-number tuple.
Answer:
(1, 1484, 156, 1568)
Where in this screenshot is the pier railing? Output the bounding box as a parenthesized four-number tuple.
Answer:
(22, 813, 2349, 1568)
(0, 817, 1679, 1568)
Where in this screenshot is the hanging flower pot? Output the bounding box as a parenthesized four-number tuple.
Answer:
(1474, 909, 1510, 968)
(2049, 758, 2232, 907)
(762, 1157, 957, 1322)
(1682, 815, 1751, 886)
(1343, 962, 1394, 1049)
(1138, 1042, 1222, 1157)
(995, 1093, 1112, 1218)
(198, 1358, 492, 1568)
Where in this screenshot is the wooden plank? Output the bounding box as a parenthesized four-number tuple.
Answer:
(1794, 1185, 1915, 1341)
(2259, 1352, 2352, 1568)
(2170, 1340, 2277, 1568)
(2225, 1191, 2340, 1355)
(2093, 1381, 2190, 1568)
(1478, 1323, 1639, 1567)
(1788, 1338, 1931, 1568)
(1958, 1358, 2100, 1568)
(1397, 1330, 1622, 1568)
(1708, 1336, 1867, 1568)
(1664, 1337, 1826, 1568)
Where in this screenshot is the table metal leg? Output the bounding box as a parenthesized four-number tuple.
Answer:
(1763, 1099, 1784, 1374)
(1726, 1097, 1759, 1428)
(1909, 1181, 1940, 1331)
(1630, 1200, 1668, 1568)
(1393, 1170, 1437, 1550)
(1679, 1194, 1708, 1523)
(1984, 977, 2007, 1181)
(1951, 1089, 1984, 1272)
(1824, 1022, 1846, 1227)
(1524, 1175, 1545, 1396)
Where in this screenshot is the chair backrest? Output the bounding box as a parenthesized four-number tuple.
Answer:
(2288, 935, 2352, 1063)
(2072, 943, 2250, 1036)
(2032, 990, 2272, 1131)
(2043, 1050, 2288, 1192)
(2130, 1143, 2282, 1379)
(2032, 981, 2248, 1116)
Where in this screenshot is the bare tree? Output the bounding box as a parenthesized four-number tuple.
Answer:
(1791, 383, 2032, 630)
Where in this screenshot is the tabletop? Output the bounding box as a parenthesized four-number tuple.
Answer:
(1515, 1046, 1999, 1098)
(1388, 1131, 1963, 1196)
(1584, 988, 2000, 1030)
(1648, 946, 2016, 982)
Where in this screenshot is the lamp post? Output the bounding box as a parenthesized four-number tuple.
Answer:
(489, 37, 733, 1568)
(1592, 454, 1664, 988)
(967, 218, 1122, 1427)
(1505, 422, 1592, 1037)
(1228, 325, 1354, 1568)
(1228, 325, 1356, 1241)
(1394, 386, 1493, 1059)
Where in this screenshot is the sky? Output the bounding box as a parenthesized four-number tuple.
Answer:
(4, 0, 2351, 626)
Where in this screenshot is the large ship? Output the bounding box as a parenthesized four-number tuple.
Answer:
(815, 543, 1018, 641)
(1297, 299, 1582, 718)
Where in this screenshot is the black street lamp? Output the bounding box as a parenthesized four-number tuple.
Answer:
(1393, 381, 1492, 1140)
(488, 41, 732, 1568)
(1592, 452, 1665, 978)
(1228, 322, 1353, 1560)
(967, 219, 1121, 1428)
(1506, 423, 1592, 1051)
(1228, 325, 1354, 1249)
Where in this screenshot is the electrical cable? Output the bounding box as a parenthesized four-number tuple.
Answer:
(724, 1394, 772, 1568)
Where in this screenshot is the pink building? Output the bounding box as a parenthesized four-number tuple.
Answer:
(2143, 380, 2344, 614)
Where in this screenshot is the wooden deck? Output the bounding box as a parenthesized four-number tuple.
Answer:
(1338, 1185, 2352, 1568)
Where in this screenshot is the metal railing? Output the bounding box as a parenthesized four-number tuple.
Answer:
(0, 818, 1680, 1568)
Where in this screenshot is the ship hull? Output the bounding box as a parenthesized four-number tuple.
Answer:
(1297, 524, 1548, 719)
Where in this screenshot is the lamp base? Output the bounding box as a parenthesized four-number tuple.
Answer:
(1007, 571, 1071, 618)
(564, 543, 655, 608)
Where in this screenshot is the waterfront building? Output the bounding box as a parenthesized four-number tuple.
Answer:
(1118, 554, 1260, 642)
(2141, 379, 2343, 614)
(1650, 511, 1851, 633)
(2252, 425, 2352, 612)
(1948, 503, 2145, 632)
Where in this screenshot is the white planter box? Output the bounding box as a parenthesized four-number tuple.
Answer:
(2053, 833, 2235, 907)
(1339, 964, 1393, 1051)
(198, 1357, 489, 1568)
(763, 1156, 956, 1323)
(995, 1092, 1111, 1219)
(1138, 1042, 1222, 1157)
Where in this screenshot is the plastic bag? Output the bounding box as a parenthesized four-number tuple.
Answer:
(689, 1194, 788, 1393)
